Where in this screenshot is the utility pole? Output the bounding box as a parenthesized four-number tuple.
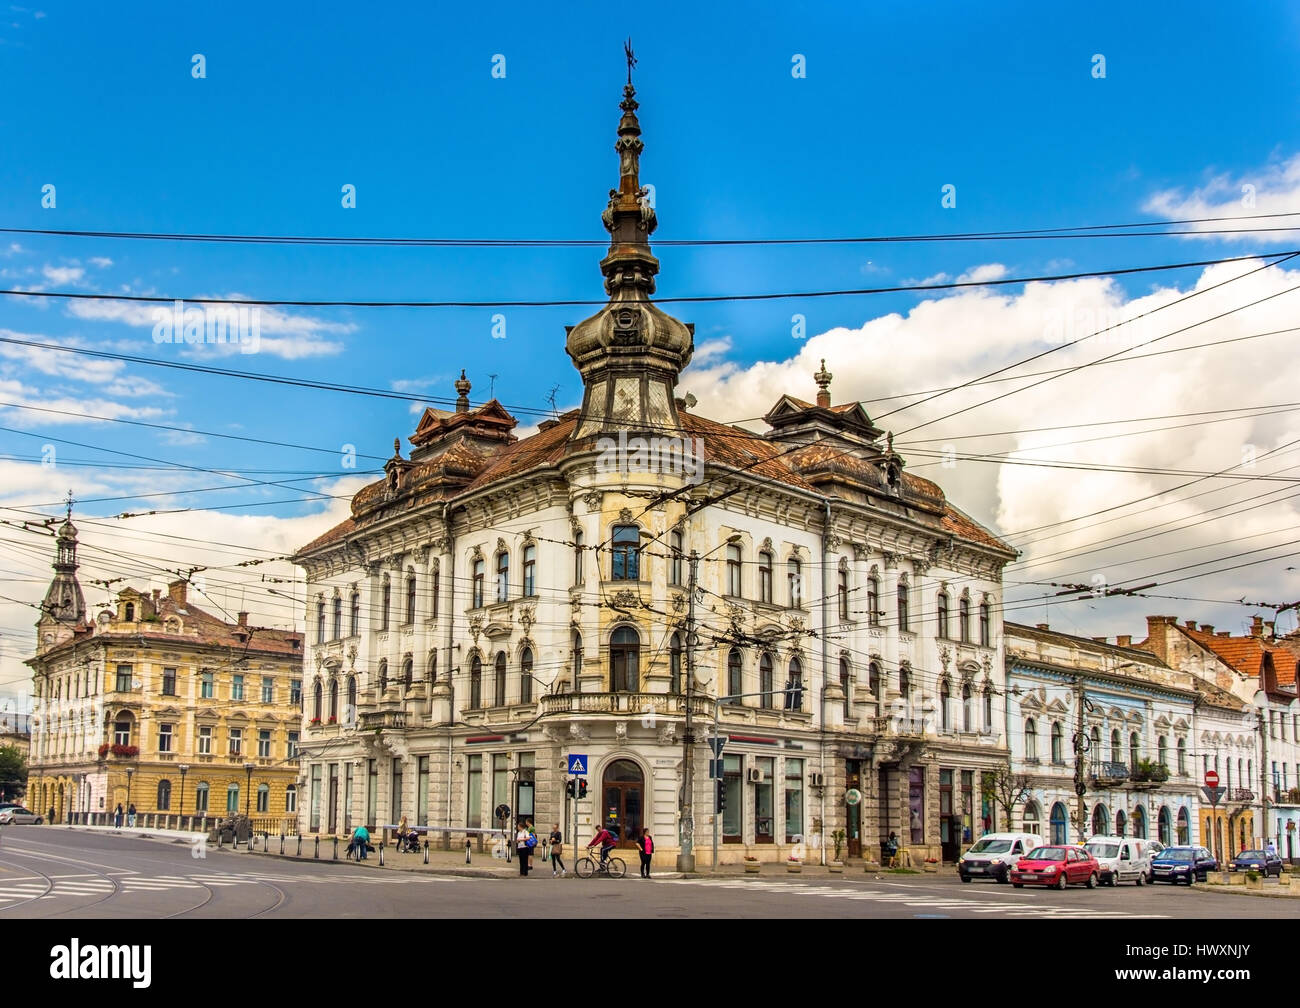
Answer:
(1072, 678, 1088, 843)
(677, 550, 699, 873)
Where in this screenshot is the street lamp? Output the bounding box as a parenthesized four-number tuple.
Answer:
(178, 764, 189, 822)
(678, 533, 742, 874)
(244, 762, 254, 818)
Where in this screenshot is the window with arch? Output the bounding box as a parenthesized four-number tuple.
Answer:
(469, 655, 482, 708)
(1111, 729, 1122, 764)
(979, 602, 991, 646)
(669, 633, 682, 694)
(1132, 805, 1147, 839)
(962, 682, 972, 732)
(1177, 737, 1187, 775)
(570, 631, 583, 694)
(1157, 735, 1167, 767)
(1176, 807, 1189, 845)
(1158, 805, 1172, 846)
(958, 597, 970, 643)
(899, 665, 911, 713)
(377, 659, 388, 693)
(520, 647, 533, 705)
(472, 556, 485, 608)
(347, 675, 357, 718)
(523, 545, 537, 597)
(350, 591, 360, 636)
(610, 626, 640, 692)
(840, 657, 851, 718)
(1049, 802, 1068, 844)
(940, 680, 951, 731)
(495, 551, 509, 603)
(406, 575, 417, 624)
(760, 652, 775, 709)
(226, 783, 240, 814)
(316, 601, 326, 644)
(1129, 731, 1140, 769)
(1051, 722, 1063, 763)
(984, 685, 994, 730)
(285, 784, 297, 814)
(312, 680, 323, 721)
(256, 783, 269, 814)
(1025, 718, 1038, 760)
(426, 653, 437, 685)
(1090, 725, 1101, 758)
(125, 602, 135, 622)
(937, 591, 950, 638)
(194, 782, 210, 814)
(669, 530, 683, 585)
(788, 557, 803, 608)
(381, 579, 391, 631)
(1022, 800, 1042, 836)
(612, 525, 640, 581)
(430, 567, 439, 620)
(157, 779, 171, 811)
(867, 575, 880, 626)
(726, 649, 743, 703)
(573, 530, 585, 585)
(837, 567, 849, 621)
(757, 550, 772, 603)
(1116, 808, 1127, 836)
(726, 544, 742, 598)
(493, 652, 507, 707)
(332, 596, 342, 640)
(785, 657, 804, 712)
(869, 662, 882, 715)
(1092, 803, 1109, 836)
(329, 678, 339, 719)
(897, 581, 910, 631)
(401, 657, 413, 690)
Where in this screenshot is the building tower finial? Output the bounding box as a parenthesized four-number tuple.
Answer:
(814, 359, 833, 407)
(454, 369, 472, 413)
(624, 37, 637, 87)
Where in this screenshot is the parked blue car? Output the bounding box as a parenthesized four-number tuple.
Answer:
(1151, 846, 1217, 884)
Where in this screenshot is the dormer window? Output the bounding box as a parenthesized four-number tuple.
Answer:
(124, 602, 135, 622)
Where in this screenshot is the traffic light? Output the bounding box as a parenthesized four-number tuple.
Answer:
(577, 778, 588, 799)
(565, 779, 575, 799)
(715, 778, 726, 814)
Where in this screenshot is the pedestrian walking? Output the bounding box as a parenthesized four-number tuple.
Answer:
(636, 827, 654, 878)
(516, 823, 533, 876)
(127, 803, 137, 828)
(549, 823, 566, 876)
(113, 803, 124, 829)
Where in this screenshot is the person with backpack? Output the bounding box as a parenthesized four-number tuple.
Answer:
(636, 828, 654, 878)
(516, 822, 534, 876)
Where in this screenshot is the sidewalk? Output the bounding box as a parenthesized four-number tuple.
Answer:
(1192, 875, 1300, 899)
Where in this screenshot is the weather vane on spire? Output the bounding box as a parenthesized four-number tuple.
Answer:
(65, 489, 74, 519)
(624, 37, 637, 86)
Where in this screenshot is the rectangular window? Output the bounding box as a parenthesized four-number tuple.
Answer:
(367, 759, 378, 828)
(961, 770, 974, 845)
(670, 532, 683, 586)
(430, 571, 439, 620)
(200, 670, 214, 700)
(758, 552, 772, 604)
(258, 729, 271, 758)
(381, 580, 391, 631)
(518, 752, 535, 824)
(161, 667, 176, 696)
(310, 765, 322, 832)
(473, 559, 485, 608)
(350, 593, 360, 636)
(611, 526, 640, 581)
(723, 754, 742, 842)
(897, 584, 910, 631)
(784, 758, 804, 842)
(391, 760, 403, 825)
(838, 570, 849, 620)
(228, 728, 243, 756)
(158, 723, 173, 753)
(909, 766, 925, 845)
(726, 545, 742, 597)
(116, 665, 132, 692)
(940, 769, 954, 853)
(261, 677, 274, 704)
(287, 731, 299, 758)
(417, 755, 430, 827)
(573, 532, 584, 585)
(344, 762, 354, 832)
(257, 784, 269, 814)
(867, 578, 880, 626)
(290, 679, 302, 707)
(788, 559, 802, 608)
(492, 753, 509, 821)
(754, 756, 774, 843)
(496, 552, 509, 603)
(286, 785, 297, 814)
(198, 725, 212, 755)
(523, 545, 536, 597)
(231, 674, 244, 701)
(114, 720, 131, 745)
(467, 754, 483, 829)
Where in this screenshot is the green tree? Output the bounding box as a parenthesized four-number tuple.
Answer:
(0, 744, 28, 802)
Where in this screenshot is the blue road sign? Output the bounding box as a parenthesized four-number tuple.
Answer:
(707, 736, 726, 757)
(567, 754, 588, 775)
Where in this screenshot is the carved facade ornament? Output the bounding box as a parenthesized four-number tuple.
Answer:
(470, 544, 484, 561)
(882, 551, 898, 570)
(670, 592, 686, 614)
(658, 723, 677, 746)
(519, 604, 537, 635)
(618, 507, 634, 524)
(726, 602, 747, 633)
(761, 537, 774, 553)
(388, 554, 406, 572)
(468, 614, 485, 645)
(430, 536, 450, 555)
(913, 559, 931, 577)
(826, 534, 843, 552)
(614, 720, 629, 740)
(568, 722, 590, 742)
(612, 589, 641, 609)
(786, 614, 806, 636)
(583, 492, 602, 513)
(496, 537, 508, 552)
(852, 543, 869, 562)
(939, 646, 951, 671)
(347, 645, 358, 667)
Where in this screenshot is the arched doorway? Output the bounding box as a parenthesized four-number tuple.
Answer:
(1158, 806, 1171, 846)
(1049, 802, 1069, 844)
(1132, 805, 1147, 839)
(1176, 807, 1190, 845)
(1092, 803, 1109, 836)
(1116, 809, 1127, 837)
(600, 759, 644, 849)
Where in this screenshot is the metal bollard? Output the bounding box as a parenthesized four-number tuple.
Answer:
(280, 832, 285, 855)
(296, 834, 302, 857)
(465, 838, 472, 864)
(217, 829, 223, 850)
(424, 840, 430, 865)
(314, 835, 319, 859)
(333, 836, 338, 860)
(378, 841, 385, 867)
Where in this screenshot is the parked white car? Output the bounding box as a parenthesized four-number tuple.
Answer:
(1085, 835, 1153, 886)
(958, 833, 1044, 883)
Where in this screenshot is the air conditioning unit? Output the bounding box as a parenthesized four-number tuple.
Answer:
(746, 767, 763, 783)
(809, 772, 825, 788)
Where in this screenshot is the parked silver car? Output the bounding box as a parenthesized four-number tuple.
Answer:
(0, 806, 44, 824)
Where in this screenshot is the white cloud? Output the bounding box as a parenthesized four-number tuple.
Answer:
(42, 264, 85, 286)
(88, 257, 113, 269)
(1144, 153, 1300, 243)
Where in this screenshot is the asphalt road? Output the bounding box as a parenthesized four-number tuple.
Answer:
(0, 827, 1289, 919)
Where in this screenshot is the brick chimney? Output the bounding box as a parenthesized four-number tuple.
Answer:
(1116, 634, 1132, 647)
(1143, 615, 1175, 663)
(1184, 620, 1197, 630)
(237, 611, 249, 627)
(1251, 616, 1264, 638)
(1091, 636, 1107, 643)
(1035, 623, 1049, 631)
(1265, 620, 1275, 639)
(151, 588, 161, 606)
(167, 579, 187, 605)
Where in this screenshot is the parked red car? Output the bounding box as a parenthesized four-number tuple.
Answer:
(1010, 845, 1101, 889)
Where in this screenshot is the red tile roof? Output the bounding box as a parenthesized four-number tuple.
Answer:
(1175, 624, 1299, 691)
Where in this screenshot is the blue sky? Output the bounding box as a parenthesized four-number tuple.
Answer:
(1, 0, 1299, 701)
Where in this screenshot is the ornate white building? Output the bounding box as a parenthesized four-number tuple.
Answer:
(292, 70, 1015, 865)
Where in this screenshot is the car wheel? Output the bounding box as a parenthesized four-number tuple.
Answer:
(1055, 872, 1067, 890)
(1012, 883, 1024, 888)
(34, 817, 42, 825)
(997, 866, 1010, 884)
(960, 874, 973, 883)
(1135, 871, 1144, 887)
(1086, 872, 1097, 889)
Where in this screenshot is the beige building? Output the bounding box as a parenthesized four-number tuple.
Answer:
(26, 513, 305, 831)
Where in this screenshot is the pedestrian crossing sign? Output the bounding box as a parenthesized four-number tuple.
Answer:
(567, 754, 588, 775)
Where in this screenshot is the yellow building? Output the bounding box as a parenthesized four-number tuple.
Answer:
(26, 513, 304, 832)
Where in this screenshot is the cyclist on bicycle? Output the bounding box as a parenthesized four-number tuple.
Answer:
(587, 826, 617, 869)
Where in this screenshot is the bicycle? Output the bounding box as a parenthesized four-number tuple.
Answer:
(575, 849, 626, 879)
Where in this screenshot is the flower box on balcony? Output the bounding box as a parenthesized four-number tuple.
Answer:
(110, 744, 139, 758)
(97, 743, 110, 759)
